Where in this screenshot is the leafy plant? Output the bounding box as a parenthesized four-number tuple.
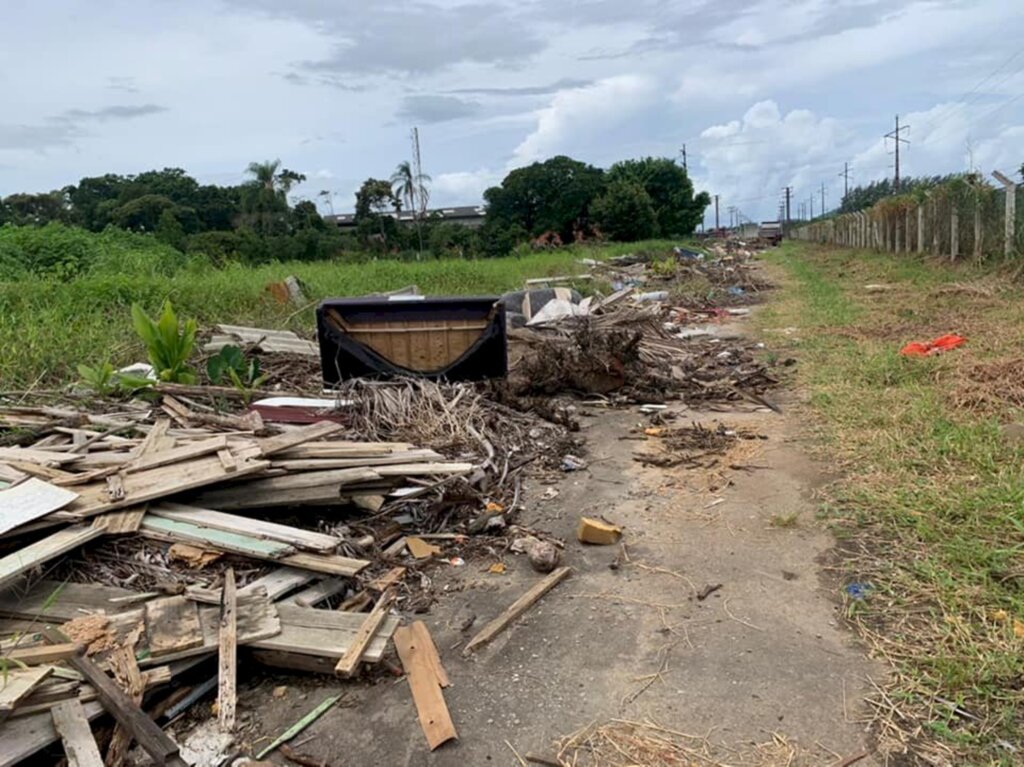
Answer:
(206, 344, 267, 403)
(130, 300, 197, 383)
(76, 361, 117, 395)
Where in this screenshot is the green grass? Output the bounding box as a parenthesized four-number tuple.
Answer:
(758, 242, 1024, 764)
(0, 238, 681, 388)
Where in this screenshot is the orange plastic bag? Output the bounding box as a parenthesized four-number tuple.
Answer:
(899, 334, 966, 357)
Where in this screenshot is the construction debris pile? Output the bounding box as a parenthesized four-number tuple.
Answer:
(0, 384, 572, 765)
(504, 244, 782, 404)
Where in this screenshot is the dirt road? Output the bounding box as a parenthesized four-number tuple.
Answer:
(235, 317, 881, 766)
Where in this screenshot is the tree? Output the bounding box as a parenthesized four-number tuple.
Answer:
(592, 180, 657, 241)
(111, 194, 177, 232)
(0, 191, 71, 226)
(241, 159, 300, 236)
(391, 160, 432, 255)
(484, 156, 605, 243)
(155, 208, 187, 251)
(354, 178, 399, 249)
(606, 158, 709, 236)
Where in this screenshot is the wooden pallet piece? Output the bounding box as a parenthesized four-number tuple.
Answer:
(249, 605, 398, 662)
(40, 628, 188, 767)
(393, 623, 457, 750)
(463, 566, 571, 655)
(0, 525, 104, 591)
(0, 579, 139, 622)
(334, 590, 394, 677)
(0, 701, 104, 767)
(139, 515, 295, 559)
(0, 666, 53, 721)
(144, 596, 203, 657)
(13, 667, 171, 718)
(93, 420, 174, 534)
(0, 479, 79, 536)
(2, 644, 79, 665)
(49, 699, 104, 767)
(217, 569, 236, 731)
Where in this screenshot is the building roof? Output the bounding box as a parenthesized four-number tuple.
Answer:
(325, 205, 485, 226)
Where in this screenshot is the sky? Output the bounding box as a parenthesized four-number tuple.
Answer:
(2, 0, 1024, 225)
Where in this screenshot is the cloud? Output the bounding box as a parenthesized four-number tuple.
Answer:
(224, 1, 544, 75)
(432, 168, 502, 203)
(60, 104, 168, 122)
(279, 71, 365, 92)
(106, 76, 139, 93)
(397, 95, 481, 124)
(0, 123, 80, 153)
(446, 78, 593, 97)
(512, 76, 656, 166)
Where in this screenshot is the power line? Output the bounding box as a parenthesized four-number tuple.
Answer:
(917, 46, 1024, 136)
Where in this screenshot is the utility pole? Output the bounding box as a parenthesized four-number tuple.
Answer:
(714, 194, 720, 231)
(838, 162, 850, 201)
(783, 186, 792, 222)
(884, 115, 910, 193)
(679, 144, 687, 171)
(820, 182, 827, 215)
(410, 127, 426, 257)
(809, 196, 814, 219)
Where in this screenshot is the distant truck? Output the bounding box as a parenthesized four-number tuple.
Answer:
(758, 221, 783, 245)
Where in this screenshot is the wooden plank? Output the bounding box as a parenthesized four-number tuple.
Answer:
(104, 642, 145, 766)
(271, 449, 443, 471)
(2, 644, 79, 665)
(217, 569, 236, 731)
(144, 596, 202, 657)
(243, 567, 315, 600)
(274, 441, 414, 459)
(40, 628, 187, 767)
(367, 566, 406, 592)
(0, 701, 104, 767)
(50, 699, 104, 767)
(15, 667, 170, 718)
(393, 623, 457, 750)
(89, 420, 173, 533)
(126, 436, 228, 473)
(0, 478, 79, 535)
(91, 506, 147, 534)
(138, 515, 296, 559)
(0, 525, 104, 591)
(249, 421, 345, 458)
(463, 567, 571, 655)
(0, 447, 84, 466)
(0, 580, 139, 622)
(149, 503, 340, 553)
(334, 590, 394, 677)
(65, 455, 271, 518)
(279, 551, 367, 577)
(0, 666, 53, 720)
(281, 578, 348, 607)
(410, 621, 450, 688)
(216, 449, 237, 473)
(249, 605, 397, 662)
(188, 482, 354, 510)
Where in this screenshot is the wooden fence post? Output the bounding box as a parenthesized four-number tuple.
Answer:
(993, 170, 1017, 257)
(932, 199, 940, 255)
(917, 205, 924, 254)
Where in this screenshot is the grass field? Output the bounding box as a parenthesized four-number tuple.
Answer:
(0, 238, 681, 387)
(759, 242, 1024, 764)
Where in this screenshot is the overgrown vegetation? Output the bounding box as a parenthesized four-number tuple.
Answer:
(0, 235, 676, 387)
(759, 241, 1024, 764)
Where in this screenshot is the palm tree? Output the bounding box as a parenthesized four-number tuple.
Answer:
(246, 160, 281, 191)
(391, 161, 432, 256)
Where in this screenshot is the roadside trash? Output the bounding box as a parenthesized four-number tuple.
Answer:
(528, 540, 561, 573)
(899, 334, 966, 357)
(727, 286, 745, 296)
(636, 291, 669, 302)
(639, 404, 668, 414)
(449, 557, 466, 567)
(407, 536, 442, 559)
(488, 562, 507, 574)
(844, 582, 873, 600)
(542, 487, 560, 500)
(673, 246, 704, 260)
(561, 454, 587, 472)
(577, 517, 623, 545)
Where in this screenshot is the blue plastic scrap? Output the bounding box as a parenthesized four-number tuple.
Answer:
(844, 582, 873, 600)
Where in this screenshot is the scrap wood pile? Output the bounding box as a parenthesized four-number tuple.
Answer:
(0, 383, 572, 765)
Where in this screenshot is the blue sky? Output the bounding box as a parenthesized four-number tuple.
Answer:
(2, 0, 1024, 224)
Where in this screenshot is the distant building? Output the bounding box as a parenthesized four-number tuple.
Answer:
(325, 205, 486, 230)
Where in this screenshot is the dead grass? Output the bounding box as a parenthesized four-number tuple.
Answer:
(950, 356, 1024, 414)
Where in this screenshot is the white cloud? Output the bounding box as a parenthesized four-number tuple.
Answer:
(432, 169, 501, 204)
(511, 76, 656, 166)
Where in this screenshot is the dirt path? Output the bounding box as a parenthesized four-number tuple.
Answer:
(236, 316, 882, 766)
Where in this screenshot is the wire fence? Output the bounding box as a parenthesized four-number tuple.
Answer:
(791, 174, 1023, 260)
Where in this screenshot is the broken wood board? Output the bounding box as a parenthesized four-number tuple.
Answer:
(0, 447, 85, 466)
(271, 449, 443, 471)
(249, 604, 398, 663)
(218, 569, 237, 731)
(0, 478, 79, 535)
(137, 593, 280, 666)
(0, 666, 53, 721)
(0, 525, 104, 591)
(50, 699, 104, 767)
(280, 578, 348, 607)
(207, 325, 318, 356)
(150, 503, 341, 552)
(65, 455, 271, 518)
(0, 580, 140, 622)
(144, 596, 203, 657)
(394, 622, 457, 750)
(0, 700, 104, 767)
(463, 566, 571, 655)
(189, 482, 354, 510)
(40, 628, 188, 767)
(125, 435, 228, 473)
(1, 644, 79, 666)
(13, 667, 170, 718)
(334, 590, 394, 677)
